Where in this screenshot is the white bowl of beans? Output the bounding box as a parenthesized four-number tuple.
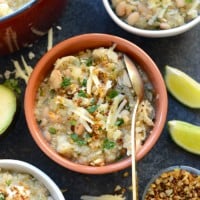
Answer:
(102, 0, 200, 38)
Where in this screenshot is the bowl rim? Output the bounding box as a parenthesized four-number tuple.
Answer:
(102, 0, 200, 38)
(24, 33, 168, 174)
(142, 165, 200, 199)
(0, 0, 36, 22)
(0, 159, 65, 200)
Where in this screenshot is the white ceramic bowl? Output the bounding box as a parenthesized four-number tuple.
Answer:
(0, 159, 65, 200)
(102, 0, 200, 38)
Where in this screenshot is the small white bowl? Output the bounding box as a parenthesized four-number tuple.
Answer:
(0, 159, 65, 200)
(102, 0, 200, 38)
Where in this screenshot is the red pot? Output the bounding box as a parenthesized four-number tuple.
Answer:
(0, 0, 67, 55)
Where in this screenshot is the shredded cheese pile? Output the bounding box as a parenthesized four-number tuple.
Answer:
(11, 56, 33, 84)
(1, 26, 55, 84)
(47, 28, 53, 51)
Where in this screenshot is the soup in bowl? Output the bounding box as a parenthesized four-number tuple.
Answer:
(0, 159, 65, 200)
(24, 33, 168, 174)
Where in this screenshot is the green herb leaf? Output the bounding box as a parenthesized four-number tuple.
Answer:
(103, 138, 115, 149)
(3, 79, 21, 96)
(78, 90, 87, 97)
(48, 127, 57, 134)
(115, 118, 124, 126)
(82, 79, 87, 87)
(86, 57, 93, 66)
(0, 193, 5, 200)
(70, 120, 77, 126)
(87, 105, 98, 113)
(70, 133, 86, 146)
(185, 0, 192, 3)
(107, 90, 119, 98)
(5, 180, 12, 186)
(61, 77, 71, 88)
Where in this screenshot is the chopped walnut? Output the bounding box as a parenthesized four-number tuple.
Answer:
(144, 168, 200, 199)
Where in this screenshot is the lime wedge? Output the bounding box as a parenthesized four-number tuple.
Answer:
(168, 120, 200, 155)
(0, 85, 17, 134)
(165, 65, 200, 108)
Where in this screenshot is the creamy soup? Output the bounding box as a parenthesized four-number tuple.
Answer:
(0, 168, 52, 200)
(35, 46, 155, 166)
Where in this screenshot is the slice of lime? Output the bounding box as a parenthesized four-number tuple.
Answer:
(0, 85, 17, 134)
(165, 65, 200, 108)
(168, 120, 200, 155)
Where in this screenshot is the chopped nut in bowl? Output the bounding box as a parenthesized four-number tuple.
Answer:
(142, 165, 200, 199)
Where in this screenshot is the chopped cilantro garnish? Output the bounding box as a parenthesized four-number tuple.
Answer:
(84, 133, 91, 139)
(103, 138, 115, 149)
(48, 127, 57, 134)
(87, 105, 98, 113)
(185, 0, 192, 3)
(61, 77, 71, 88)
(5, 180, 11, 186)
(0, 193, 5, 200)
(3, 79, 21, 96)
(115, 118, 124, 126)
(107, 89, 119, 98)
(70, 120, 77, 126)
(82, 79, 87, 87)
(86, 57, 93, 66)
(70, 133, 86, 146)
(78, 90, 87, 97)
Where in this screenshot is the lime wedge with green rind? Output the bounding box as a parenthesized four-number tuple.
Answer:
(168, 120, 200, 155)
(0, 85, 17, 134)
(165, 65, 200, 108)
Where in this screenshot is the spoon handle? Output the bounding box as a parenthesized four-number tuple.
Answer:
(131, 98, 139, 200)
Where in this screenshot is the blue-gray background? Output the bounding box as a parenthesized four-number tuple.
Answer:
(0, 1, 199, 199)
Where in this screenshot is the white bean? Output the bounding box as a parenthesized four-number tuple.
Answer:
(126, 12, 140, 26)
(111, 0, 122, 7)
(175, 0, 185, 8)
(115, 1, 127, 17)
(160, 22, 171, 30)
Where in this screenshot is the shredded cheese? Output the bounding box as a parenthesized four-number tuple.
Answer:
(55, 96, 94, 124)
(20, 55, 33, 76)
(47, 28, 53, 51)
(28, 51, 35, 60)
(4, 70, 14, 79)
(106, 94, 124, 130)
(11, 56, 33, 84)
(12, 60, 29, 83)
(80, 118, 92, 133)
(56, 25, 62, 30)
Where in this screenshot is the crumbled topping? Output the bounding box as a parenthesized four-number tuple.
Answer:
(144, 168, 200, 199)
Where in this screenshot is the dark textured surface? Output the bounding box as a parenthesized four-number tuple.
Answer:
(0, 1, 200, 199)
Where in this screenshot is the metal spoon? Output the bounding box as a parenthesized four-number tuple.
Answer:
(123, 54, 144, 200)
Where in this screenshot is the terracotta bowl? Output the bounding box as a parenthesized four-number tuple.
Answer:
(0, 0, 67, 55)
(0, 159, 65, 200)
(24, 33, 168, 174)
